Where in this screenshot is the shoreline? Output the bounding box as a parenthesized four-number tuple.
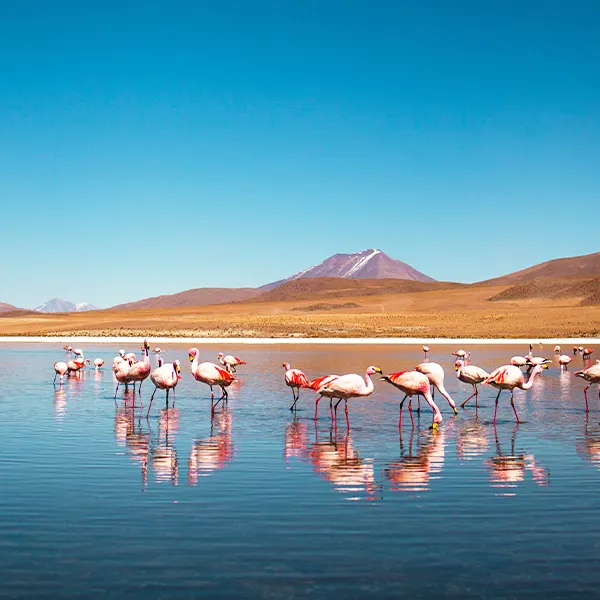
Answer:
(0, 336, 598, 345)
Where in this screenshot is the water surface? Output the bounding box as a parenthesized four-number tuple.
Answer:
(1, 343, 599, 599)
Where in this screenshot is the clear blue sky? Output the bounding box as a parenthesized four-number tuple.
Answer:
(1, 0, 598, 308)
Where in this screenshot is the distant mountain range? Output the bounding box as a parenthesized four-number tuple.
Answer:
(34, 299, 98, 313)
(1, 249, 599, 313)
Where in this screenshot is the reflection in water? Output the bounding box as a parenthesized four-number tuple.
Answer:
(53, 387, 67, 420)
(188, 409, 234, 483)
(308, 427, 378, 501)
(577, 417, 600, 470)
(149, 408, 179, 485)
(384, 427, 445, 493)
(457, 417, 488, 460)
(114, 405, 150, 486)
(284, 418, 308, 462)
(485, 426, 549, 493)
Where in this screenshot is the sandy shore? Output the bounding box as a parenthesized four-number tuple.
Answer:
(0, 336, 597, 345)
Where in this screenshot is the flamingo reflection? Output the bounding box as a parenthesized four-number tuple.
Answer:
(148, 407, 179, 485)
(284, 418, 309, 462)
(576, 417, 600, 470)
(53, 386, 67, 420)
(114, 405, 150, 486)
(384, 426, 445, 493)
(308, 427, 378, 500)
(188, 409, 234, 483)
(456, 417, 488, 460)
(485, 425, 549, 491)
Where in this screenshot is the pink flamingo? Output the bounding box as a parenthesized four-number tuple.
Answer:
(67, 358, 89, 376)
(128, 340, 152, 393)
(54, 361, 68, 384)
(483, 364, 548, 423)
(146, 359, 181, 416)
(583, 348, 594, 360)
(94, 358, 104, 370)
(414, 362, 458, 415)
(309, 375, 340, 420)
(511, 356, 528, 369)
(554, 345, 561, 354)
(380, 370, 443, 429)
(217, 353, 247, 374)
(454, 359, 490, 408)
(558, 355, 573, 371)
(422, 345, 430, 359)
(114, 357, 136, 398)
(189, 348, 237, 410)
(283, 362, 311, 410)
(575, 362, 600, 412)
(318, 366, 382, 429)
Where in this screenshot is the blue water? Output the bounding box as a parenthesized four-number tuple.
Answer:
(1, 343, 599, 599)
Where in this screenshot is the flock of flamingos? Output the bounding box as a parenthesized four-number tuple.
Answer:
(53, 341, 600, 429)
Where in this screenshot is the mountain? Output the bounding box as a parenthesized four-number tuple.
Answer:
(111, 287, 259, 311)
(35, 298, 98, 313)
(0, 302, 19, 313)
(262, 249, 435, 290)
(248, 277, 459, 304)
(482, 251, 600, 285)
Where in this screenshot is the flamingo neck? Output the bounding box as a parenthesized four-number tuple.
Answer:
(192, 352, 200, 371)
(521, 368, 540, 390)
(363, 371, 374, 393)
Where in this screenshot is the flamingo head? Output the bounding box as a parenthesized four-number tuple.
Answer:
(366, 366, 383, 376)
(119, 349, 125, 357)
(579, 346, 585, 352)
(282, 362, 291, 371)
(573, 347, 579, 355)
(217, 352, 224, 359)
(141, 339, 150, 351)
(174, 360, 182, 379)
(532, 364, 549, 375)
(188, 348, 199, 362)
(454, 359, 464, 371)
(85, 359, 91, 365)
(422, 345, 429, 352)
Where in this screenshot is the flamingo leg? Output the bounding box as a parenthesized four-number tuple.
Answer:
(345, 400, 350, 430)
(53, 374, 57, 383)
(408, 398, 414, 427)
(461, 389, 477, 408)
(475, 385, 479, 408)
(398, 394, 408, 429)
(417, 397, 421, 413)
(314, 395, 322, 421)
(210, 385, 214, 400)
(166, 388, 169, 407)
(333, 399, 342, 419)
(114, 383, 120, 399)
(584, 386, 590, 412)
(146, 387, 157, 417)
(329, 399, 334, 420)
(493, 389, 502, 424)
(510, 391, 521, 423)
(290, 388, 299, 411)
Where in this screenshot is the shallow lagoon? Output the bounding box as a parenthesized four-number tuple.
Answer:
(1, 343, 599, 599)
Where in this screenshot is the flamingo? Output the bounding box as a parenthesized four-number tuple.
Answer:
(67, 358, 88, 376)
(124, 352, 137, 362)
(575, 362, 600, 412)
(452, 350, 469, 363)
(113, 350, 126, 368)
(483, 364, 548, 423)
(128, 339, 152, 393)
(573, 346, 580, 356)
(454, 359, 490, 408)
(217, 353, 247, 374)
(583, 348, 594, 360)
(114, 357, 135, 398)
(558, 355, 573, 371)
(146, 359, 182, 416)
(72, 348, 84, 359)
(283, 362, 310, 410)
(510, 356, 528, 369)
(54, 361, 68, 384)
(64, 345, 73, 353)
(380, 370, 443, 429)
(94, 358, 104, 370)
(309, 375, 340, 420)
(318, 366, 382, 429)
(414, 362, 458, 415)
(554, 345, 561, 354)
(422, 345, 430, 359)
(189, 348, 236, 410)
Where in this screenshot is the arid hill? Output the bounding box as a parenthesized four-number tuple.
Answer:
(112, 287, 259, 310)
(0, 302, 19, 313)
(488, 276, 600, 306)
(482, 251, 600, 285)
(248, 277, 462, 303)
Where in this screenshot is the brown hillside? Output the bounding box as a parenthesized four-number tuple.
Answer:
(248, 277, 462, 303)
(488, 276, 600, 306)
(482, 251, 600, 285)
(112, 287, 259, 310)
(0, 302, 19, 313)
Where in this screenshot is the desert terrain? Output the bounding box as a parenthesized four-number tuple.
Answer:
(1, 278, 599, 338)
